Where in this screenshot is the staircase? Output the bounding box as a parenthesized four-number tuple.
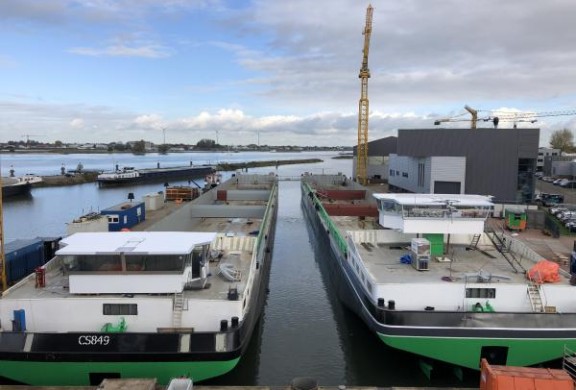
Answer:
(172, 293, 184, 328)
(485, 228, 525, 273)
(527, 282, 544, 313)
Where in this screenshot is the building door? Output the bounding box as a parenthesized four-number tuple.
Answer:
(434, 181, 461, 194)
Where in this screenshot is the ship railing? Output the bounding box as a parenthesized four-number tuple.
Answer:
(254, 182, 278, 259)
(302, 182, 348, 256)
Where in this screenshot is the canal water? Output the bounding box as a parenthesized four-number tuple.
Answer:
(0, 151, 479, 387)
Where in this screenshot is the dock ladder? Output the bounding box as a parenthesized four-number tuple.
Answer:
(172, 292, 185, 328)
(527, 280, 544, 313)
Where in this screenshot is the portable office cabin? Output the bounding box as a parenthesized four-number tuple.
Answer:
(504, 208, 527, 231)
(101, 201, 145, 231)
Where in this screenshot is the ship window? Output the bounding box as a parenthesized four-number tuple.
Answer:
(465, 288, 496, 299)
(107, 215, 119, 223)
(103, 304, 138, 315)
(402, 172, 408, 178)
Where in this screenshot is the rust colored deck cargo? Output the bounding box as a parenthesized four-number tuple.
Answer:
(217, 189, 227, 201)
(480, 359, 573, 390)
(315, 189, 367, 201)
(323, 204, 378, 217)
(165, 186, 200, 202)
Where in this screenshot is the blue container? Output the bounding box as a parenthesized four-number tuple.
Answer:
(5, 238, 44, 284)
(101, 201, 146, 231)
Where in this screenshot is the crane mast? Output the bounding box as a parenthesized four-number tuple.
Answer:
(356, 4, 373, 185)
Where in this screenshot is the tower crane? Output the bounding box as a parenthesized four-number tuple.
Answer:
(434, 107, 576, 128)
(434, 105, 479, 128)
(356, 4, 373, 185)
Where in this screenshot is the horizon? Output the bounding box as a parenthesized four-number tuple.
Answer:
(1, 1, 576, 147)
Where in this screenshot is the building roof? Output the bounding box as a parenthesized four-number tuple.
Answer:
(373, 193, 494, 207)
(57, 232, 216, 255)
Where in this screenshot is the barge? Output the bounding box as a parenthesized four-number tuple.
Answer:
(0, 173, 278, 386)
(301, 173, 576, 372)
(97, 165, 214, 187)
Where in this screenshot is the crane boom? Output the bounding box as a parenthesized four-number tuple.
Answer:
(356, 4, 373, 185)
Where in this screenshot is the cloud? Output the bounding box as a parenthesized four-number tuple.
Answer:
(69, 43, 171, 58)
(70, 118, 85, 128)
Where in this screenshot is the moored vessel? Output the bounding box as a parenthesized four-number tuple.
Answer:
(301, 173, 576, 372)
(97, 165, 214, 187)
(1, 174, 41, 198)
(0, 173, 278, 385)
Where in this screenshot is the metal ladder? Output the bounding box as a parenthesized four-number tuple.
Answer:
(172, 292, 185, 328)
(469, 234, 481, 249)
(527, 282, 544, 313)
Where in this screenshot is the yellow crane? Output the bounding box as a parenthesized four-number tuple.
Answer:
(356, 4, 373, 185)
(434, 105, 479, 128)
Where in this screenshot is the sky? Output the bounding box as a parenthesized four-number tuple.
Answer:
(1, 0, 576, 147)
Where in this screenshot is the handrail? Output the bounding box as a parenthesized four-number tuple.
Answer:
(303, 182, 348, 256)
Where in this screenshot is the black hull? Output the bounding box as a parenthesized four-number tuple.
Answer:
(2, 183, 31, 198)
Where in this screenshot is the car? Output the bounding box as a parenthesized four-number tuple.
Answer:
(543, 194, 565, 206)
(560, 180, 576, 188)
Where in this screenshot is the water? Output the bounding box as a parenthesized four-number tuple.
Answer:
(0, 151, 479, 387)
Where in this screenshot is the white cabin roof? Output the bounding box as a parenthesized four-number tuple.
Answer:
(373, 193, 493, 207)
(57, 232, 217, 255)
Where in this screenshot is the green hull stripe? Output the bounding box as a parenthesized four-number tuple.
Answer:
(378, 333, 576, 369)
(0, 358, 240, 386)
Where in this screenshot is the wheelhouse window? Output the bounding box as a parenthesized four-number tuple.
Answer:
(103, 304, 138, 315)
(62, 254, 188, 272)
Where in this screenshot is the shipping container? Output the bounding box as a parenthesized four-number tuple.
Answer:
(480, 358, 573, 390)
(5, 237, 61, 285)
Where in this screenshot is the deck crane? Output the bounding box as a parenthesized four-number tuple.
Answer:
(356, 4, 373, 185)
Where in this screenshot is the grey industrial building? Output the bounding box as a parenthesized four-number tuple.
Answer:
(354, 128, 539, 203)
(352, 136, 397, 181)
